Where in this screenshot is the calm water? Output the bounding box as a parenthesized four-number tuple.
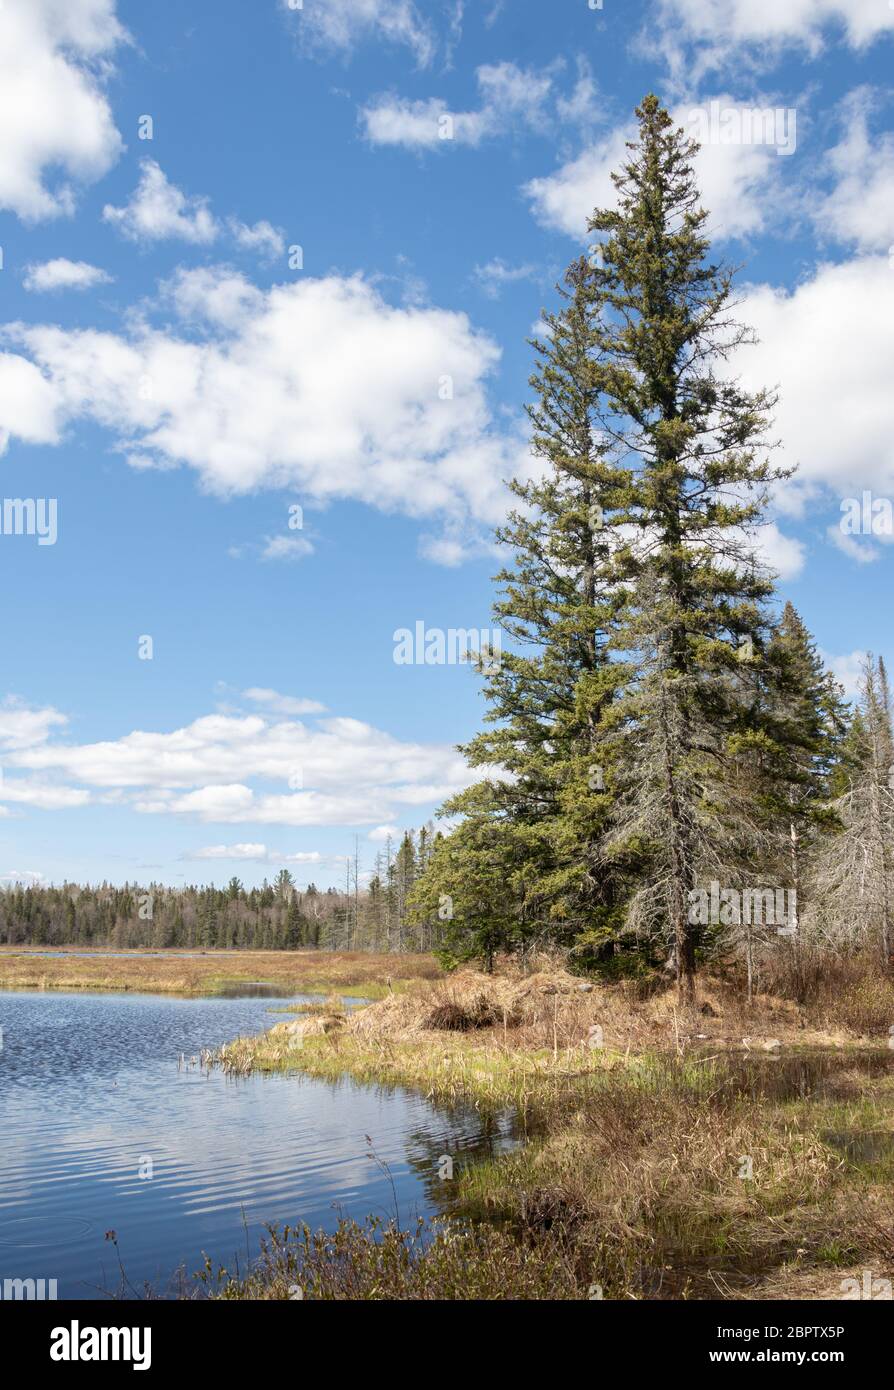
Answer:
(0, 991, 513, 1299)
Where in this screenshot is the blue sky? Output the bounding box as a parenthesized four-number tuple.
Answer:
(0, 0, 892, 890)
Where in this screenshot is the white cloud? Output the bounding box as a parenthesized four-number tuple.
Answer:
(292, 0, 436, 66)
(362, 96, 478, 149)
(361, 61, 562, 149)
(261, 534, 315, 562)
(827, 524, 882, 566)
(525, 98, 790, 241)
(735, 256, 894, 512)
(6, 703, 475, 828)
(0, 0, 124, 221)
(242, 688, 326, 716)
(647, 0, 894, 81)
(187, 842, 321, 863)
(820, 649, 868, 700)
(813, 90, 894, 252)
(0, 353, 62, 452)
(160, 266, 264, 331)
(472, 258, 537, 300)
(1, 269, 528, 548)
(752, 523, 805, 581)
(0, 779, 91, 810)
(524, 127, 629, 239)
(0, 697, 68, 749)
(23, 258, 112, 293)
(228, 218, 286, 262)
(368, 824, 400, 842)
(555, 58, 599, 129)
(190, 841, 268, 860)
(103, 161, 219, 244)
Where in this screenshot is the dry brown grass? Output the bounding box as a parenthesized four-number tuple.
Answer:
(208, 954, 894, 1300)
(761, 949, 894, 1035)
(330, 961, 886, 1055)
(0, 948, 441, 997)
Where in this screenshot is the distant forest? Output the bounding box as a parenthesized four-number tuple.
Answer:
(0, 830, 439, 952)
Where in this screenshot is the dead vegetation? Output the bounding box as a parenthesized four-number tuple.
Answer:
(311, 956, 891, 1055)
(209, 952, 894, 1300)
(0, 948, 441, 998)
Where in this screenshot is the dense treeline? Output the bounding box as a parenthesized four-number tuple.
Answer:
(0, 831, 440, 952)
(410, 97, 894, 995)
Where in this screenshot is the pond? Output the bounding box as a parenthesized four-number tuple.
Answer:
(0, 990, 514, 1299)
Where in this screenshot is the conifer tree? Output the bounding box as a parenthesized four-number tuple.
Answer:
(590, 95, 790, 997)
(765, 603, 847, 927)
(703, 603, 846, 995)
(812, 655, 894, 961)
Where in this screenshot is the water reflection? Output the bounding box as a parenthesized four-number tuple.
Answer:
(0, 991, 514, 1299)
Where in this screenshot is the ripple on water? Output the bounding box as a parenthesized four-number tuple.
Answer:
(0, 990, 515, 1299)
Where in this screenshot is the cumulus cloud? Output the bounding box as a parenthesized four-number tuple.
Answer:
(734, 256, 894, 514)
(260, 534, 315, 562)
(0, 0, 125, 221)
(0, 780, 91, 810)
(23, 258, 112, 293)
(228, 218, 286, 262)
(103, 161, 219, 244)
(4, 701, 475, 828)
(159, 265, 263, 331)
(361, 59, 587, 149)
(813, 90, 894, 252)
(751, 523, 805, 581)
(0, 352, 62, 452)
(646, 0, 894, 81)
(187, 843, 321, 863)
(0, 697, 68, 749)
(1, 268, 528, 547)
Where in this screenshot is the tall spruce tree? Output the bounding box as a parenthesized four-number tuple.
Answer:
(589, 95, 791, 998)
(416, 95, 809, 988)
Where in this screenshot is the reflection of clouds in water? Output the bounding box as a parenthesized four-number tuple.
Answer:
(0, 991, 511, 1297)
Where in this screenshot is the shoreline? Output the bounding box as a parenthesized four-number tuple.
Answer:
(208, 965, 894, 1300)
(8, 952, 894, 1300)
